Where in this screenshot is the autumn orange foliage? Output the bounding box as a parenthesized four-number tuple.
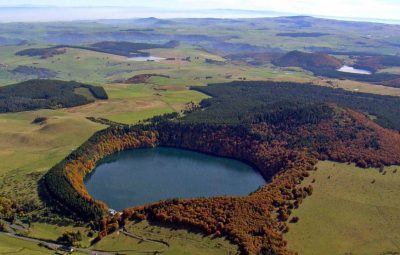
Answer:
(43, 105, 400, 255)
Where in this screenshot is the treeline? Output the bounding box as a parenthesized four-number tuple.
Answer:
(11, 65, 57, 79)
(15, 40, 179, 58)
(15, 47, 66, 59)
(188, 81, 400, 131)
(276, 32, 330, 37)
(91, 40, 179, 52)
(121, 73, 170, 84)
(85, 85, 108, 99)
(62, 40, 179, 57)
(205, 58, 225, 65)
(0, 79, 108, 113)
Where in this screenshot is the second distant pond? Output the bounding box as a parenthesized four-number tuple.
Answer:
(85, 147, 265, 211)
(337, 65, 372, 75)
(127, 56, 165, 62)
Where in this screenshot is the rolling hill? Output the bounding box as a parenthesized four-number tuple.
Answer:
(272, 50, 343, 70)
(0, 79, 108, 113)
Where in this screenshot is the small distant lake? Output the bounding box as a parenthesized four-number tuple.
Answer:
(337, 65, 372, 75)
(85, 148, 265, 211)
(127, 56, 165, 62)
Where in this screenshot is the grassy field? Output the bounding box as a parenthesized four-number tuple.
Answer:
(378, 67, 400, 74)
(0, 110, 105, 208)
(0, 44, 284, 86)
(0, 234, 87, 255)
(26, 223, 93, 248)
(0, 234, 56, 255)
(0, 218, 238, 254)
(312, 78, 400, 96)
(285, 161, 400, 255)
(64, 83, 208, 124)
(0, 44, 343, 88)
(94, 220, 239, 255)
(2, 44, 400, 98)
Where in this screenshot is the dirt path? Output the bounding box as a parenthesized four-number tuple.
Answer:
(1, 221, 171, 255)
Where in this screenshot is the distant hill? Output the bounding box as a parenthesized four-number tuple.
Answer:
(16, 40, 180, 59)
(15, 47, 66, 59)
(0, 36, 27, 46)
(272, 50, 343, 70)
(132, 17, 176, 26)
(0, 79, 107, 113)
(72, 40, 179, 57)
(90, 40, 179, 52)
(272, 52, 400, 84)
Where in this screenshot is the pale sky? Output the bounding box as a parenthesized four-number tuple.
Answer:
(0, 0, 400, 22)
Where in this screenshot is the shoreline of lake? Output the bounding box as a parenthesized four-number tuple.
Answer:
(85, 147, 265, 211)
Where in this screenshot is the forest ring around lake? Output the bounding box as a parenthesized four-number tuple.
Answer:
(41, 122, 318, 255)
(40, 82, 400, 255)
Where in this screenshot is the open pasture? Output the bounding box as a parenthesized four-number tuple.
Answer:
(285, 161, 400, 255)
(94, 220, 239, 255)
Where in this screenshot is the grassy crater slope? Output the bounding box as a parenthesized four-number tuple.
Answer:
(0, 79, 108, 113)
(285, 161, 400, 255)
(0, 110, 105, 214)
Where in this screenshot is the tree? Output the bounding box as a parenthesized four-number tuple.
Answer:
(0, 197, 14, 220)
(57, 231, 82, 246)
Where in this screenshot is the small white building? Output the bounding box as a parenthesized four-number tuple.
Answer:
(108, 209, 117, 216)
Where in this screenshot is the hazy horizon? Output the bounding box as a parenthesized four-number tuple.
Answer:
(0, 0, 400, 24)
(0, 6, 400, 24)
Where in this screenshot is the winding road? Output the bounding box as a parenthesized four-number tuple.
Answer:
(0, 219, 170, 254)
(0, 231, 113, 255)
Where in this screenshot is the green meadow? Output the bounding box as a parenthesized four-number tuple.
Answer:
(285, 161, 400, 255)
(94, 220, 239, 255)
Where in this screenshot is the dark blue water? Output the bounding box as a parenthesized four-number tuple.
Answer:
(85, 148, 264, 211)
